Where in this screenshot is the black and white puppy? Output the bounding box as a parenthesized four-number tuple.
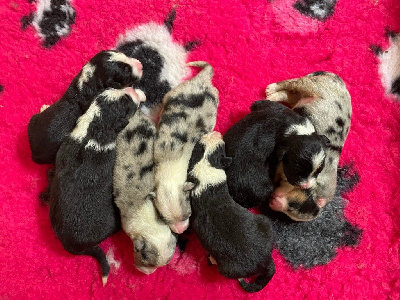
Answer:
(154, 61, 219, 234)
(48, 88, 144, 285)
(114, 110, 176, 275)
(115, 9, 198, 121)
(187, 132, 275, 293)
(224, 100, 329, 209)
(28, 50, 143, 164)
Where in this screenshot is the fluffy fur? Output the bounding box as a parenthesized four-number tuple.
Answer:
(187, 132, 275, 293)
(48, 88, 143, 285)
(153, 61, 219, 234)
(28, 50, 143, 164)
(113, 110, 176, 275)
(115, 9, 196, 121)
(223, 99, 329, 209)
(267, 71, 352, 221)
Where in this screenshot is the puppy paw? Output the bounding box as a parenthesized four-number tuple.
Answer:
(207, 255, 217, 265)
(266, 83, 280, 96)
(40, 104, 50, 112)
(267, 91, 288, 102)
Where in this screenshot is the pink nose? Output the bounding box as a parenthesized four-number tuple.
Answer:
(269, 197, 284, 211)
(136, 265, 157, 275)
(210, 131, 222, 139)
(124, 87, 138, 98)
(170, 219, 189, 234)
(300, 180, 312, 189)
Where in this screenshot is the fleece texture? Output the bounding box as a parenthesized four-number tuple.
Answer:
(1, 0, 400, 299)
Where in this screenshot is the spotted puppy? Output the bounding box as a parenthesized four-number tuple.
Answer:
(154, 61, 219, 234)
(266, 71, 352, 221)
(187, 132, 275, 293)
(116, 9, 199, 121)
(224, 100, 329, 209)
(48, 88, 144, 285)
(114, 110, 176, 275)
(28, 50, 143, 164)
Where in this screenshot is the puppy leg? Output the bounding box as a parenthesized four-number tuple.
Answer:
(267, 91, 289, 102)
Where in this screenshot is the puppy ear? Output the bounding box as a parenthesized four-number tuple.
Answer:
(320, 135, 331, 147)
(220, 156, 232, 168)
(183, 182, 196, 192)
(133, 236, 144, 252)
(146, 192, 156, 201)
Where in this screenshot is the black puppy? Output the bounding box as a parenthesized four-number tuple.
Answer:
(224, 100, 329, 208)
(28, 50, 143, 164)
(187, 132, 275, 293)
(48, 88, 144, 285)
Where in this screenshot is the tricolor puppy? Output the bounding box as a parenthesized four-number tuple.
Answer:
(116, 9, 198, 121)
(266, 71, 352, 221)
(187, 132, 275, 293)
(48, 88, 145, 285)
(224, 100, 329, 209)
(154, 61, 219, 234)
(114, 110, 176, 275)
(28, 50, 143, 164)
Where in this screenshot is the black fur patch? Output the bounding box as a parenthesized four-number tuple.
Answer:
(161, 112, 188, 126)
(140, 163, 154, 178)
(166, 91, 215, 109)
(391, 76, 400, 96)
(335, 117, 345, 128)
(21, 13, 34, 30)
(261, 163, 362, 268)
(184, 40, 202, 52)
(310, 71, 327, 76)
(164, 8, 176, 33)
(0, 84, 3, 93)
(335, 101, 343, 111)
(385, 27, 398, 39)
(136, 142, 147, 156)
(125, 125, 154, 142)
(370, 44, 383, 56)
(127, 172, 135, 180)
(293, 0, 338, 21)
(171, 132, 188, 143)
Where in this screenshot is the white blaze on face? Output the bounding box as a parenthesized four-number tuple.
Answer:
(284, 119, 315, 136)
(108, 52, 143, 78)
(115, 23, 190, 88)
(78, 63, 96, 90)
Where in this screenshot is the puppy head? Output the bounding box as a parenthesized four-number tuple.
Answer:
(280, 134, 329, 189)
(132, 197, 177, 274)
(270, 174, 328, 221)
(89, 50, 143, 89)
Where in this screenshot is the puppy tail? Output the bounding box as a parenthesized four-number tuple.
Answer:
(81, 246, 110, 286)
(238, 261, 275, 293)
(187, 61, 214, 82)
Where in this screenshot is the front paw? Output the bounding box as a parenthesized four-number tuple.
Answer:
(40, 104, 50, 112)
(266, 83, 279, 97)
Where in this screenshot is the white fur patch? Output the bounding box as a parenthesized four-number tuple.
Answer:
(70, 102, 101, 142)
(190, 160, 226, 197)
(77, 63, 95, 90)
(102, 88, 128, 102)
(285, 119, 315, 136)
(106, 247, 121, 270)
(108, 52, 142, 78)
(116, 23, 189, 88)
(378, 35, 400, 95)
(85, 139, 116, 152)
(312, 150, 326, 171)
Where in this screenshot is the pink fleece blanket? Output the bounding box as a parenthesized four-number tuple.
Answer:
(1, 0, 400, 298)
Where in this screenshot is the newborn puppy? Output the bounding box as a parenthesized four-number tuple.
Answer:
(153, 61, 219, 234)
(28, 50, 143, 164)
(114, 110, 176, 275)
(116, 9, 198, 121)
(224, 100, 329, 208)
(49, 88, 144, 285)
(187, 132, 275, 293)
(267, 71, 352, 221)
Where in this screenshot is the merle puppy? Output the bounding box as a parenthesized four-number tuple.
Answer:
(114, 109, 176, 275)
(115, 9, 198, 121)
(48, 88, 145, 285)
(154, 61, 219, 234)
(28, 50, 143, 164)
(266, 71, 352, 221)
(224, 100, 329, 209)
(187, 132, 275, 293)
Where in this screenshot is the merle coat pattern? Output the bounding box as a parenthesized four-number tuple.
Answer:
(28, 50, 142, 164)
(187, 132, 275, 293)
(153, 61, 219, 234)
(266, 71, 352, 221)
(114, 110, 176, 275)
(48, 88, 142, 285)
(224, 100, 329, 209)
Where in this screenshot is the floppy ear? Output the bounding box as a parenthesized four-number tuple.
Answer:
(183, 182, 196, 192)
(133, 236, 144, 252)
(146, 192, 156, 201)
(220, 156, 232, 168)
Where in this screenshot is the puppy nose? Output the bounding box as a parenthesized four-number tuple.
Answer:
(269, 197, 284, 211)
(299, 179, 315, 189)
(124, 87, 138, 98)
(170, 219, 189, 234)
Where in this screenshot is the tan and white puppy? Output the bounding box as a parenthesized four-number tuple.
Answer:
(154, 61, 219, 233)
(114, 107, 177, 275)
(266, 71, 352, 221)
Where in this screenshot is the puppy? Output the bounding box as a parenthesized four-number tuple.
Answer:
(187, 132, 275, 293)
(266, 71, 352, 221)
(153, 61, 219, 234)
(114, 110, 176, 275)
(116, 9, 199, 121)
(48, 88, 144, 285)
(28, 50, 143, 164)
(224, 99, 329, 209)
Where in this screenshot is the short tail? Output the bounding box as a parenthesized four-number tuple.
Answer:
(187, 61, 214, 82)
(81, 246, 110, 286)
(238, 262, 275, 293)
